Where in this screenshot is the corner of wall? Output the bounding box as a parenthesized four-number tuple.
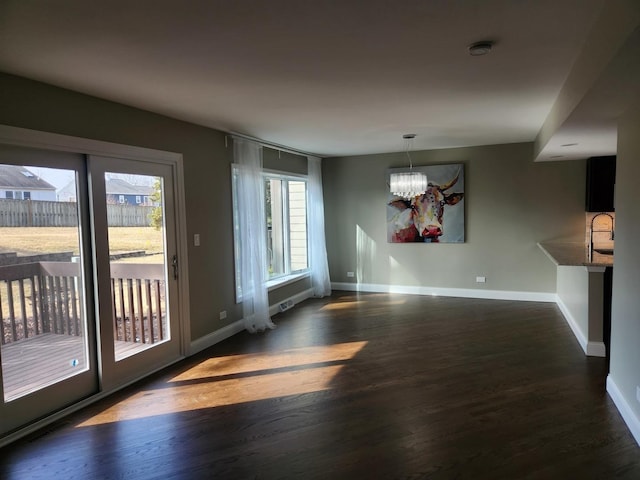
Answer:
(607, 375, 640, 447)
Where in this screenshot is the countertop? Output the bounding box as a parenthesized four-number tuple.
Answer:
(538, 242, 614, 267)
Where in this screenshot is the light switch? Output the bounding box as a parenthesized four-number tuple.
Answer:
(194, 234, 201, 246)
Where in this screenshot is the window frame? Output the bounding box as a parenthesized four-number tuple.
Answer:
(231, 166, 310, 303)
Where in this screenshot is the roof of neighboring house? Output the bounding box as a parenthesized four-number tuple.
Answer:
(0, 165, 56, 190)
(105, 178, 154, 196)
(58, 178, 155, 198)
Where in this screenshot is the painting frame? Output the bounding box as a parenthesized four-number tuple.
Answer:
(387, 163, 465, 243)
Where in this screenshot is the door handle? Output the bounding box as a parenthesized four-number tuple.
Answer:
(172, 254, 178, 280)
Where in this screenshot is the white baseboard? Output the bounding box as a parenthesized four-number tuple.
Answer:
(190, 288, 315, 355)
(555, 296, 589, 354)
(331, 282, 556, 303)
(555, 296, 606, 357)
(190, 319, 245, 355)
(586, 341, 607, 357)
(269, 288, 314, 317)
(607, 375, 640, 447)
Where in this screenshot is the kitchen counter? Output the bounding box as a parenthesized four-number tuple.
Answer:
(538, 241, 611, 358)
(538, 242, 613, 267)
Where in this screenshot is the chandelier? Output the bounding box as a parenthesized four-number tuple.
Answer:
(390, 134, 427, 199)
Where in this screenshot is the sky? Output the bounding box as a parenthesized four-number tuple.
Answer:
(26, 166, 75, 190)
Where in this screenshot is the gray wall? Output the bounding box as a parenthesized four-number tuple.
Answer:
(557, 266, 590, 341)
(0, 72, 310, 342)
(609, 97, 640, 421)
(323, 142, 586, 293)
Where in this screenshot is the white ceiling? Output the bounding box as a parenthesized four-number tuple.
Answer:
(0, 0, 633, 158)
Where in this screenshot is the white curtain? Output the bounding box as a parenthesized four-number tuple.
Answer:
(308, 156, 332, 297)
(235, 139, 275, 332)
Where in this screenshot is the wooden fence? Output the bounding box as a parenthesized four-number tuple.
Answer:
(0, 199, 155, 227)
(0, 261, 167, 346)
(107, 204, 156, 228)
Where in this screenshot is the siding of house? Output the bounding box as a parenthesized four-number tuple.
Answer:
(1, 188, 56, 201)
(109, 193, 151, 205)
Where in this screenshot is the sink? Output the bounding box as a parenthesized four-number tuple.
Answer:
(594, 248, 614, 255)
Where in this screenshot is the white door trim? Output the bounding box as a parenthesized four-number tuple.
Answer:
(0, 124, 191, 356)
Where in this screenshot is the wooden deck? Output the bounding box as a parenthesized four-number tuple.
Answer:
(2, 333, 86, 401)
(1, 334, 153, 401)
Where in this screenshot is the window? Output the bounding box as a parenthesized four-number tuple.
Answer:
(23, 191, 31, 200)
(135, 195, 142, 204)
(264, 175, 308, 279)
(232, 167, 309, 300)
(5, 191, 13, 199)
(118, 195, 125, 204)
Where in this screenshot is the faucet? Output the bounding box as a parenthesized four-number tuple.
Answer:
(588, 212, 615, 262)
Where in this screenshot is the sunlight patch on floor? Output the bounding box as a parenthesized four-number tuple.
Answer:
(320, 301, 363, 310)
(76, 341, 367, 427)
(169, 340, 368, 381)
(321, 299, 407, 310)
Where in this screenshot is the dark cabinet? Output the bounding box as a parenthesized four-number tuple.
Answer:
(586, 156, 616, 212)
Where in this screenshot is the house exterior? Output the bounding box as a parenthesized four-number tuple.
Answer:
(58, 177, 157, 205)
(0, 164, 56, 201)
(104, 178, 156, 206)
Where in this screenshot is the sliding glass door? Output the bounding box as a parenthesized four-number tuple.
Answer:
(89, 156, 181, 391)
(0, 145, 97, 435)
(0, 143, 184, 438)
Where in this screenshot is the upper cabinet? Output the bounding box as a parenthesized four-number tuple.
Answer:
(586, 156, 616, 212)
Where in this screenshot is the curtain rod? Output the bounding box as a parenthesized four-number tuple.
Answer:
(225, 132, 319, 158)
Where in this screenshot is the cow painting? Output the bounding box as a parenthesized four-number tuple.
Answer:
(387, 164, 465, 243)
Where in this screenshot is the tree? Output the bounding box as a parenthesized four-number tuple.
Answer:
(149, 178, 163, 230)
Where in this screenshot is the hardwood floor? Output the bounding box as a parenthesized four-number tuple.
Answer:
(1, 292, 638, 479)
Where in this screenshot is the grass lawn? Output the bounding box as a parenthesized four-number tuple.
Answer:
(0, 227, 164, 256)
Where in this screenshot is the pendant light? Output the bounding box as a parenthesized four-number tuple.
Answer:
(390, 134, 428, 199)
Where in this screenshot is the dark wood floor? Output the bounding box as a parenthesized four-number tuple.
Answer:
(1, 292, 639, 479)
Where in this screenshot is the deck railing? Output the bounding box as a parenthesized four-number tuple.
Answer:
(109, 263, 166, 345)
(0, 261, 167, 346)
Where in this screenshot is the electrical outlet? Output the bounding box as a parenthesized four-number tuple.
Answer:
(219, 310, 227, 320)
(194, 234, 201, 246)
(476, 276, 486, 283)
(346, 271, 355, 278)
